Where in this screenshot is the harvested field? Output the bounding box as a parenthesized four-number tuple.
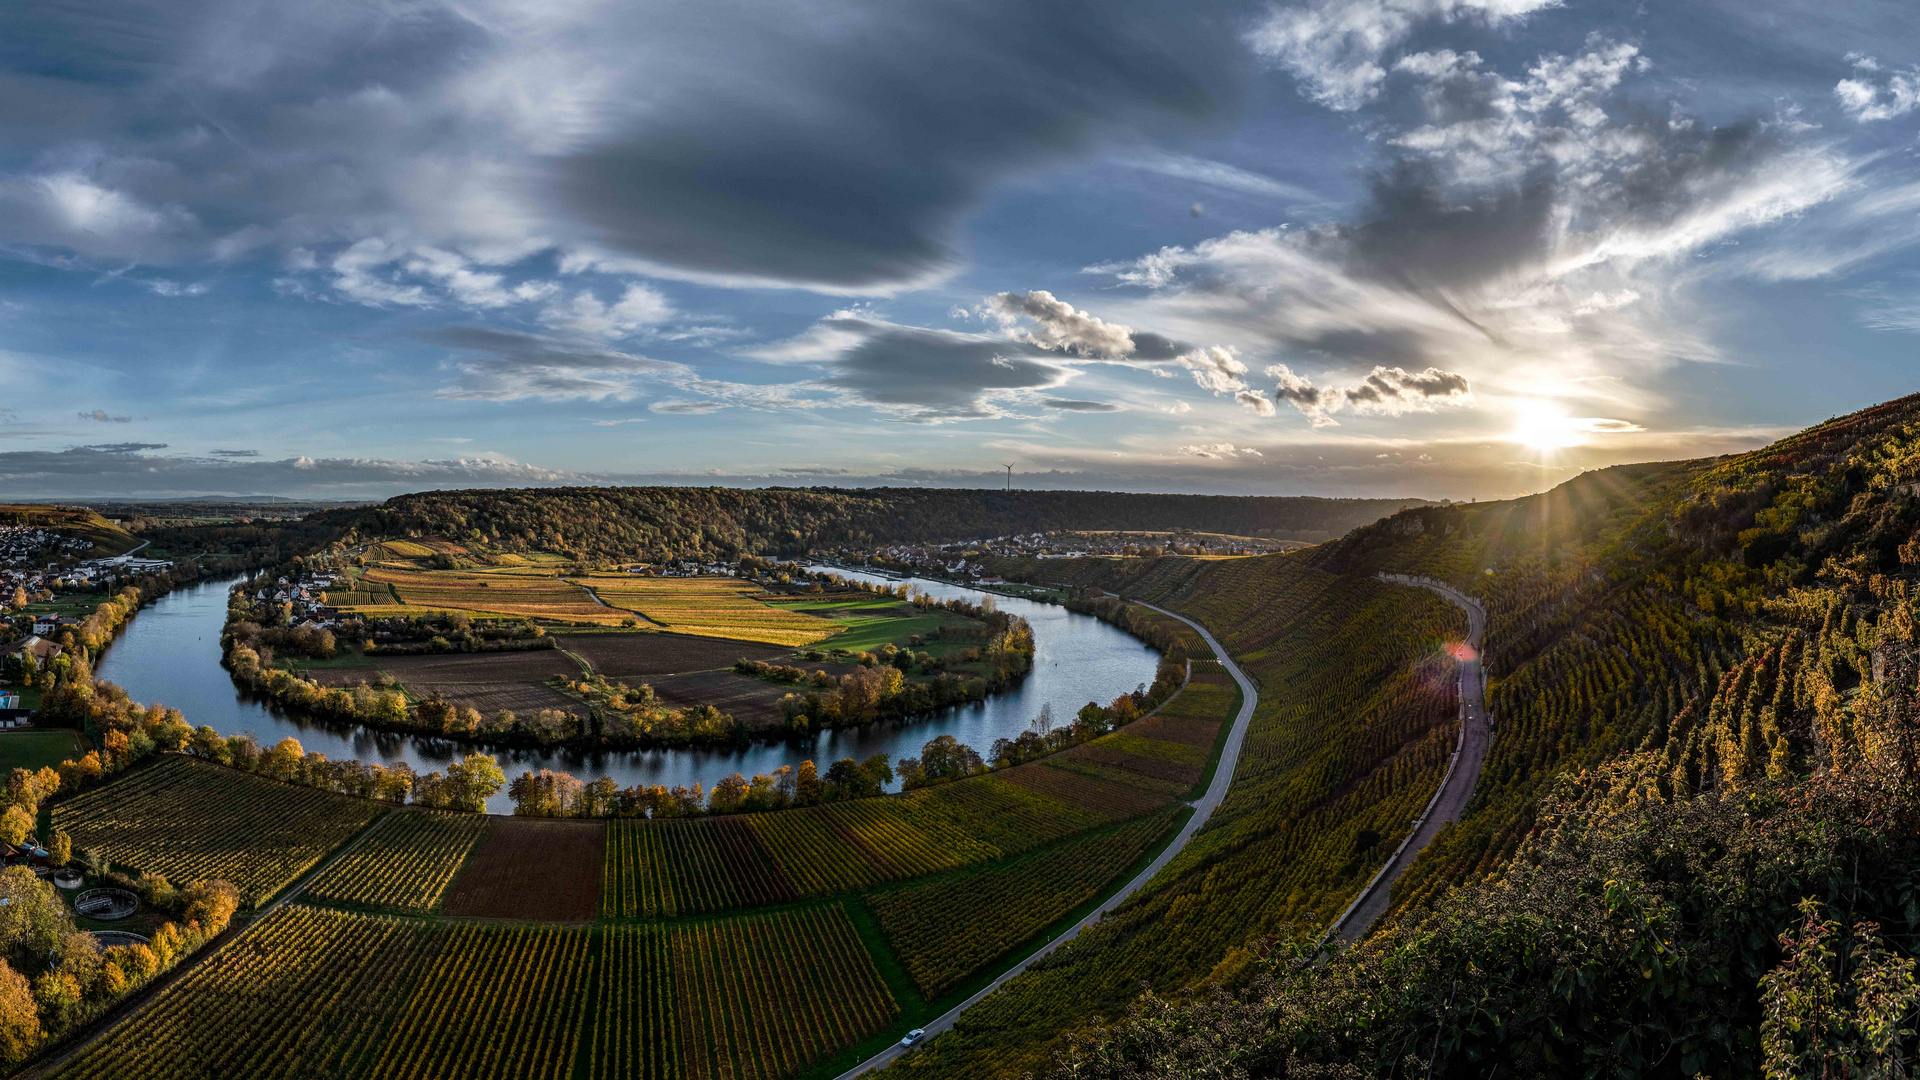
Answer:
(580, 576, 840, 647)
(301, 665, 383, 688)
(344, 565, 632, 625)
(427, 681, 582, 715)
(1126, 714, 1223, 748)
(440, 817, 606, 921)
(1068, 741, 1202, 786)
(556, 631, 791, 678)
(1046, 754, 1190, 797)
(650, 670, 791, 729)
(1000, 760, 1173, 819)
(369, 650, 585, 684)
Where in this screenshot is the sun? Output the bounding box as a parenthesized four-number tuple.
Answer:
(1510, 401, 1584, 451)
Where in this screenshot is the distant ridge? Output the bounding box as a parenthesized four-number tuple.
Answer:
(318, 486, 1434, 563)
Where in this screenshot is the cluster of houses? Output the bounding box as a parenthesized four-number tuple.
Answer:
(628, 561, 739, 577)
(252, 574, 343, 626)
(845, 530, 1291, 580)
(1, 551, 174, 618)
(0, 526, 92, 567)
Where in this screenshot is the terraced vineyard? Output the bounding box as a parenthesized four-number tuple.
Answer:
(43, 599, 1239, 1080)
(305, 809, 490, 912)
(870, 810, 1181, 996)
(53, 902, 895, 1080)
(50, 756, 385, 904)
(579, 575, 841, 646)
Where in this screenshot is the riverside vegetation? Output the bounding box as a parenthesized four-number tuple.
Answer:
(17, 604, 1227, 1079)
(219, 560, 1037, 750)
(32, 396, 1920, 1078)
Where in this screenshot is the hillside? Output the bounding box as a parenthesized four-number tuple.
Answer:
(314, 487, 1432, 563)
(911, 393, 1920, 1078)
(0, 503, 141, 556)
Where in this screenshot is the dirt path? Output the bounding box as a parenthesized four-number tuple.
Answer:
(836, 599, 1259, 1080)
(1328, 574, 1488, 945)
(568, 579, 664, 627)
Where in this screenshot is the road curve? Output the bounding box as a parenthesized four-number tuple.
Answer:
(1329, 574, 1488, 944)
(837, 599, 1259, 1080)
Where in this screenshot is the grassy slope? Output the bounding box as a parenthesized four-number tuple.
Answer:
(0, 504, 141, 556)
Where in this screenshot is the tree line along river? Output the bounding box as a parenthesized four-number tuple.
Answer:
(92, 568, 1159, 813)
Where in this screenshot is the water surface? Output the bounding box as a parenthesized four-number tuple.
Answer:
(93, 571, 1157, 813)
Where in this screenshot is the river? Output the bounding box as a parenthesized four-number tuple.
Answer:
(91, 570, 1156, 813)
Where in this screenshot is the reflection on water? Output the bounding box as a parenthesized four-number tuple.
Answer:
(93, 570, 1156, 813)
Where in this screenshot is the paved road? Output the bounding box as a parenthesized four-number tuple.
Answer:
(836, 599, 1260, 1080)
(1332, 574, 1488, 944)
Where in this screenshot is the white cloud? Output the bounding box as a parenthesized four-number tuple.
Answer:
(1117, 152, 1322, 202)
(1836, 67, 1920, 123)
(1176, 345, 1249, 394)
(1179, 442, 1265, 459)
(143, 279, 209, 298)
(540, 284, 676, 339)
(1247, 0, 1560, 110)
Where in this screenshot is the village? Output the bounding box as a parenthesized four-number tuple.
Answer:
(838, 528, 1298, 581)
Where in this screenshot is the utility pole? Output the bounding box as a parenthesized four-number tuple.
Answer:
(1002, 463, 1014, 492)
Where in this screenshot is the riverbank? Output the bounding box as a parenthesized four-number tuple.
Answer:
(219, 578, 1039, 753)
(93, 572, 1161, 812)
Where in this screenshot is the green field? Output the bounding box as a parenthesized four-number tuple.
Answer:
(768, 595, 975, 654)
(0, 729, 84, 772)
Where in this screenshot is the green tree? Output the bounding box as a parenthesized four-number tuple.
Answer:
(47, 830, 70, 869)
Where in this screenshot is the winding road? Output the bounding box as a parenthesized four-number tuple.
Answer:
(1328, 574, 1489, 944)
(836, 599, 1260, 1080)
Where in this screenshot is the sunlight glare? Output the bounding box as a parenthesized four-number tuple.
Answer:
(1510, 401, 1583, 451)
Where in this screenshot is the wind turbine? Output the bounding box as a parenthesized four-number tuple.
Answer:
(1002, 463, 1014, 492)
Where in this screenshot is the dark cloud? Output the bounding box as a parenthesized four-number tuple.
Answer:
(0, 0, 1244, 292)
(758, 316, 1074, 421)
(553, 1, 1243, 290)
(78, 442, 166, 453)
(423, 326, 681, 402)
(78, 410, 131, 424)
(208, 449, 258, 457)
(1044, 399, 1123, 412)
(0, 446, 573, 499)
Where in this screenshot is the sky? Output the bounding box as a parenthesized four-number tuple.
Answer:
(5, 0, 1920, 502)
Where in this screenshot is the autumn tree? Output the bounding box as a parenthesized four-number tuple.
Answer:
(182, 879, 240, 936)
(445, 753, 506, 812)
(0, 808, 31, 849)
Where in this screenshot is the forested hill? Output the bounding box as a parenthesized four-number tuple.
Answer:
(317, 487, 1432, 562)
(938, 392, 1920, 1078)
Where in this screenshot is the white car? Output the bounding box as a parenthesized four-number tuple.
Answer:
(899, 1029, 925, 1048)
